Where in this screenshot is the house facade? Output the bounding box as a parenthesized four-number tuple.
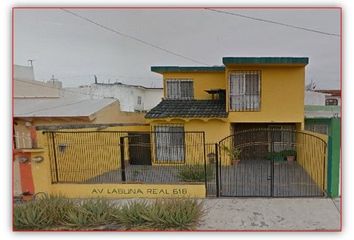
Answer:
(18, 57, 331, 199)
(146, 57, 307, 156)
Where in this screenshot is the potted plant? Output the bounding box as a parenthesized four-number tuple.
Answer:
(282, 150, 297, 162)
(221, 145, 242, 165)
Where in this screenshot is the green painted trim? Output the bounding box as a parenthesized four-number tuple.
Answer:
(327, 136, 333, 196)
(223, 57, 309, 65)
(151, 66, 225, 73)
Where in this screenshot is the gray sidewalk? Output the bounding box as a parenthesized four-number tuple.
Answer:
(198, 198, 341, 230)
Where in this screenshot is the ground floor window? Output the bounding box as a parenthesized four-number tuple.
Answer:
(305, 124, 328, 135)
(154, 125, 185, 162)
(268, 125, 296, 152)
(14, 130, 32, 149)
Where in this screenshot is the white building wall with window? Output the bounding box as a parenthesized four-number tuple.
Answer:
(65, 83, 163, 112)
(305, 90, 327, 105)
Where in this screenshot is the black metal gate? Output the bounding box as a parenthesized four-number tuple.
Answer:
(216, 128, 327, 197)
(128, 133, 152, 165)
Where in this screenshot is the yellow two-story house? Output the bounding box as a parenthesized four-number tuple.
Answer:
(145, 57, 307, 162)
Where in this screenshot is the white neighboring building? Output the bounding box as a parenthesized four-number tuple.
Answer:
(65, 82, 163, 112)
(304, 90, 327, 106)
(305, 89, 341, 106)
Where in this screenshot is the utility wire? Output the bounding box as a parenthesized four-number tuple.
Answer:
(206, 8, 340, 37)
(61, 9, 209, 65)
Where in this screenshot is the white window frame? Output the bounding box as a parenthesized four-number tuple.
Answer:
(166, 79, 194, 100)
(154, 125, 185, 162)
(229, 71, 260, 111)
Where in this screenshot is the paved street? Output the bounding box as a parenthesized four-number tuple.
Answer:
(198, 198, 341, 230)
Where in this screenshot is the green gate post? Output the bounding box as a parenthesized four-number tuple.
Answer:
(327, 118, 340, 197)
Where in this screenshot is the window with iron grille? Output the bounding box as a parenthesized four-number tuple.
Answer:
(229, 71, 260, 111)
(14, 130, 33, 149)
(166, 79, 194, 99)
(268, 125, 296, 152)
(305, 124, 328, 135)
(154, 125, 185, 162)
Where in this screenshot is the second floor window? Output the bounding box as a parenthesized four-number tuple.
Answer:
(229, 71, 260, 111)
(166, 79, 194, 100)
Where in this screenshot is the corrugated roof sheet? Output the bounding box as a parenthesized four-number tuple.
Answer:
(14, 98, 117, 118)
(145, 99, 228, 119)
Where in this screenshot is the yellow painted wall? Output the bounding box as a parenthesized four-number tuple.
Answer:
(149, 119, 230, 143)
(90, 101, 146, 124)
(163, 72, 225, 100)
(296, 130, 328, 192)
(50, 183, 205, 199)
(225, 66, 305, 125)
(30, 135, 53, 195)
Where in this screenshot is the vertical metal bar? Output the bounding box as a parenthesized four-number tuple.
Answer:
(215, 143, 220, 198)
(51, 132, 59, 183)
(270, 129, 274, 197)
(203, 132, 208, 197)
(322, 141, 327, 196)
(120, 137, 126, 182)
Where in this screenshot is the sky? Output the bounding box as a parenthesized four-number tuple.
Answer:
(14, 8, 341, 89)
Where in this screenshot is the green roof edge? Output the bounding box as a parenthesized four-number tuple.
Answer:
(151, 66, 225, 73)
(222, 57, 309, 65)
